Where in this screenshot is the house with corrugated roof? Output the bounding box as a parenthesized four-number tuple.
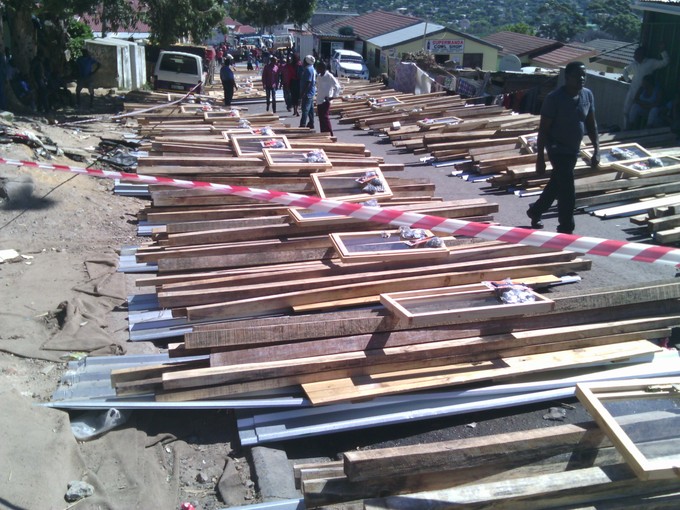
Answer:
(582, 39, 637, 74)
(530, 44, 598, 70)
(310, 10, 422, 61)
(366, 22, 500, 76)
(482, 31, 562, 67)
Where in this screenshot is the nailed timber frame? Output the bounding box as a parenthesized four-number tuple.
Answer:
(262, 148, 333, 171)
(329, 230, 450, 263)
(576, 377, 680, 481)
(310, 168, 393, 202)
(581, 143, 652, 168)
(229, 134, 291, 157)
(612, 156, 680, 178)
(380, 283, 554, 326)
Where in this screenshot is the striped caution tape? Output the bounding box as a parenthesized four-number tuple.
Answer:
(2, 156, 680, 267)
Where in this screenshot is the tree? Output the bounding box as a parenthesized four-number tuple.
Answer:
(228, 0, 316, 31)
(600, 13, 641, 42)
(586, 0, 641, 42)
(535, 0, 586, 42)
(500, 23, 535, 36)
(142, 0, 227, 47)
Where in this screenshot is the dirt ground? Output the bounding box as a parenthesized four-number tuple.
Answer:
(0, 99, 253, 509)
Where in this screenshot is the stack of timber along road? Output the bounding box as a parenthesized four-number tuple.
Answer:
(294, 413, 680, 509)
(104, 88, 680, 422)
(331, 83, 680, 242)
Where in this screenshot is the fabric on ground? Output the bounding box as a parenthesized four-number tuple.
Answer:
(0, 388, 181, 509)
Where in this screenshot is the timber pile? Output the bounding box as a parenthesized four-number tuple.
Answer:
(119, 251, 680, 403)
(114, 95, 679, 419)
(294, 413, 680, 509)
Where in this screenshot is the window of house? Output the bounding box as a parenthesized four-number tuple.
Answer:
(463, 53, 483, 69)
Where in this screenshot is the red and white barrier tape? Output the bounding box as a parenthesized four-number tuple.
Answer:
(3, 156, 680, 267)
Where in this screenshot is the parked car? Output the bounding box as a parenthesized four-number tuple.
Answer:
(153, 51, 205, 94)
(330, 49, 369, 80)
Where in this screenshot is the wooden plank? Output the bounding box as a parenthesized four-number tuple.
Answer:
(362, 464, 679, 510)
(183, 289, 680, 351)
(592, 194, 680, 219)
(303, 412, 680, 508)
(206, 316, 671, 366)
(185, 257, 590, 321)
(575, 180, 680, 209)
(301, 340, 660, 405)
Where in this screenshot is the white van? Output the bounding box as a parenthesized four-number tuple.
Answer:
(274, 34, 293, 49)
(153, 51, 205, 94)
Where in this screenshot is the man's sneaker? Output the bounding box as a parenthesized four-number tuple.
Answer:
(527, 209, 543, 229)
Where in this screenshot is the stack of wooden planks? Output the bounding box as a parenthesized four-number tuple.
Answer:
(295, 412, 680, 509)
(112, 91, 679, 414)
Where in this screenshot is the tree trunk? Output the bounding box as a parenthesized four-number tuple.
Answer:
(6, 1, 37, 77)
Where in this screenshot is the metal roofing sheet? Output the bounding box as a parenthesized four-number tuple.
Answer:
(532, 44, 598, 68)
(313, 9, 422, 40)
(483, 31, 559, 57)
(367, 22, 445, 47)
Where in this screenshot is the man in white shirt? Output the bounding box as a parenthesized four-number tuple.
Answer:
(620, 43, 669, 129)
(315, 61, 342, 135)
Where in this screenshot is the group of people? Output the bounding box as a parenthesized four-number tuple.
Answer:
(0, 47, 98, 113)
(620, 43, 675, 131)
(220, 53, 343, 135)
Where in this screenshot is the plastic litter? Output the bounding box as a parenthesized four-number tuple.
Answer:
(399, 226, 428, 240)
(71, 408, 131, 441)
(484, 278, 536, 304)
(304, 149, 326, 163)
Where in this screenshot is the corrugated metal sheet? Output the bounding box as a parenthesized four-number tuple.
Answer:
(483, 31, 560, 57)
(367, 22, 445, 48)
(313, 10, 422, 40)
(237, 350, 680, 445)
(532, 44, 598, 68)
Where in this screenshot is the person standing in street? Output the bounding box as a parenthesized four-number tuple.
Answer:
(261, 55, 279, 113)
(620, 43, 669, 129)
(220, 54, 237, 107)
(299, 55, 316, 129)
(527, 61, 599, 235)
(289, 54, 302, 116)
(315, 61, 342, 135)
(75, 49, 100, 109)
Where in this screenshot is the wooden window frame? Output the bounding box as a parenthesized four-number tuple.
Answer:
(380, 283, 554, 326)
(329, 230, 450, 263)
(581, 143, 652, 169)
(311, 168, 393, 202)
(262, 148, 333, 172)
(576, 377, 680, 481)
(612, 156, 680, 178)
(230, 135, 291, 157)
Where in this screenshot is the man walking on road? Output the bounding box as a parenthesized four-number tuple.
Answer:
(527, 61, 600, 235)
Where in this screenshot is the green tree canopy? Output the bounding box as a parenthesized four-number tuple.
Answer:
(535, 0, 586, 42)
(500, 22, 535, 36)
(143, 0, 227, 47)
(228, 0, 316, 30)
(600, 13, 641, 42)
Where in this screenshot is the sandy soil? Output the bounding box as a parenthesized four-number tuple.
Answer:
(0, 104, 253, 509)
